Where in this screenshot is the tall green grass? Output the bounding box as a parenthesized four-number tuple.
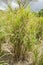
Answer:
(0, 6, 43, 64)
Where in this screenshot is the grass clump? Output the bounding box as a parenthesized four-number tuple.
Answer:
(0, 6, 43, 65)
